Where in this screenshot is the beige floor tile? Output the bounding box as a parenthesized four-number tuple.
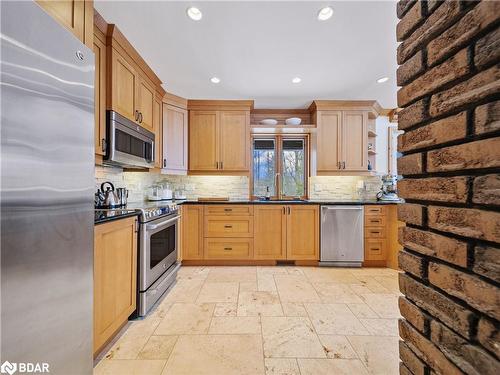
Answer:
(313, 283, 364, 303)
(196, 282, 239, 303)
(360, 294, 401, 318)
(138, 336, 178, 360)
(206, 267, 257, 283)
(351, 276, 391, 293)
(281, 302, 308, 317)
(257, 267, 289, 275)
(285, 267, 306, 276)
(347, 335, 400, 375)
(94, 359, 166, 375)
(209, 316, 261, 334)
(264, 358, 300, 375)
(274, 275, 321, 303)
(104, 333, 150, 360)
(176, 266, 210, 280)
(359, 318, 399, 336)
(349, 268, 398, 277)
(347, 303, 379, 318)
(261, 317, 326, 358)
(373, 275, 401, 293)
(162, 334, 264, 375)
(305, 303, 369, 335)
(214, 302, 238, 317)
(162, 279, 204, 304)
(155, 303, 214, 335)
(258, 274, 277, 291)
(318, 335, 358, 359)
(239, 281, 258, 292)
(238, 291, 284, 316)
(297, 358, 369, 375)
(302, 268, 361, 284)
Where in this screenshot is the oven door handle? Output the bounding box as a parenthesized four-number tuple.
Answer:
(145, 215, 180, 231)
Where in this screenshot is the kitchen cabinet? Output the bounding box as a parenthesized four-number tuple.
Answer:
(110, 49, 138, 123)
(254, 205, 287, 260)
(189, 109, 250, 173)
(316, 111, 342, 171)
(163, 103, 188, 173)
(137, 78, 155, 132)
(205, 238, 253, 260)
(37, 0, 93, 48)
(94, 217, 137, 355)
(153, 95, 162, 169)
(93, 12, 106, 158)
(182, 205, 204, 260)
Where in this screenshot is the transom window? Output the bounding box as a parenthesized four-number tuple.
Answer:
(252, 135, 308, 199)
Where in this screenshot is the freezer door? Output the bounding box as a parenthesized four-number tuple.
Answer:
(320, 206, 364, 263)
(1, 1, 94, 373)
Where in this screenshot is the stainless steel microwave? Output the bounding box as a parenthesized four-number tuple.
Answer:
(105, 110, 155, 169)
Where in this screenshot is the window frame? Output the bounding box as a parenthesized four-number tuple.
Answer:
(250, 134, 309, 200)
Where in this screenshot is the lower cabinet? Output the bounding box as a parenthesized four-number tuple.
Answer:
(254, 205, 287, 260)
(181, 205, 204, 260)
(94, 217, 137, 356)
(286, 205, 320, 260)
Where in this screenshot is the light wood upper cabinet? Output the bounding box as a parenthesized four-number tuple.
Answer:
(254, 205, 287, 260)
(182, 205, 204, 260)
(153, 96, 162, 169)
(93, 22, 106, 157)
(37, 0, 93, 48)
(317, 111, 342, 172)
(189, 111, 219, 171)
(189, 110, 250, 173)
(137, 78, 155, 132)
(163, 104, 188, 173)
(94, 217, 137, 355)
(342, 111, 368, 171)
(286, 205, 319, 260)
(110, 50, 138, 123)
(219, 111, 250, 171)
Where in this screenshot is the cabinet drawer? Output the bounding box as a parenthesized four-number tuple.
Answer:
(365, 215, 386, 227)
(365, 238, 386, 261)
(365, 206, 387, 216)
(204, 205, 253, 216)
(204, 216, 253, 238)
(365, 227, 387, 239)
(204, 238, 253, 259)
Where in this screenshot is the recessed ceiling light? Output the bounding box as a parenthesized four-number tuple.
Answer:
(210, 77, 220, 84)
(292, 77, 302, 84)
(377, 77, 389, 83)
(186, 7, 202, 21)
(317, 6, 333, 21)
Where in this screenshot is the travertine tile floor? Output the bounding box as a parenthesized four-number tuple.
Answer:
(94, 266, 402, 375)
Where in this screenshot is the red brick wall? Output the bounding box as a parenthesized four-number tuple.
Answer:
(396, 1, 500, 374)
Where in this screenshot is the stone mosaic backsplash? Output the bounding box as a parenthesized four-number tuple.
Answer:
(95, 166, 382, 202)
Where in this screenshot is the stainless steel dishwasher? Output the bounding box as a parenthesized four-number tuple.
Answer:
(320, 205, 364, 267)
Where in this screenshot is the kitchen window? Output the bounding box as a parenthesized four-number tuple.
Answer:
(252, 135, 308, 199)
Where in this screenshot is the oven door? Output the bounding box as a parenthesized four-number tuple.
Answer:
(140, 214, 179, 291)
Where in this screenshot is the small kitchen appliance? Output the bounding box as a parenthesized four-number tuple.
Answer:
(376, 174, 400, 202)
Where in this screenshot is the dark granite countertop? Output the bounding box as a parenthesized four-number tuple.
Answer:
(176, 199, 403, 205)
(94, 209, 140, 225)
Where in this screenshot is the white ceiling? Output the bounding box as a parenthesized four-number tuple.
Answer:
(95, 0, 399, 109)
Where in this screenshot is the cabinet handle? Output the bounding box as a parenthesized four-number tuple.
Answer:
(139, 112, 143, 123)
(338, 161, 341, 169)
(283, 206, 286, 215)
(287, 206, 291, 215)
(224, 247, 232, 251)
(342, 161, 346, 169)
(135, 110, 139, 121)
(224, 208, 232, 212)
(101, 138, 107, 153)
(220, 161, 223, 169)
(163, 159, 166, 168)
(224, 225, 233, 228)
(372, 247, 380, 251)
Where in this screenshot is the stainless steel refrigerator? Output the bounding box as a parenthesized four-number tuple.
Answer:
(1, 1, 94, 373)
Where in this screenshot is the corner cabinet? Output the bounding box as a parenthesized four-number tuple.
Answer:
(94, 217, 137, 356)
(163, 103, 188, 174)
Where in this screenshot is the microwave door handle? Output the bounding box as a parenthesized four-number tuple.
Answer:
(151, 140, 155, 163)
(145, 215, 180, 231)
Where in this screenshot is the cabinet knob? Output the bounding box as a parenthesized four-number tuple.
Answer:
(163, 159, 166, 168)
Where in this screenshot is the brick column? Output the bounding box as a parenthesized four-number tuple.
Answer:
(396, 1, 499, 374)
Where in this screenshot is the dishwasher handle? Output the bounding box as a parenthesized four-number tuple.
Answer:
(321, 206, 363, 210)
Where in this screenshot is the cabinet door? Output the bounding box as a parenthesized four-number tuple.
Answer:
(93, 32, 106, 156)
(317, 111, 342, 171)
(37, 0, 85, 42)
(342, 111, 368, 171)
(163, 104, 188, 173)
(153, 97, 162, 168)
(254, 205, 287, 260)
(219, 111, 249, 171)
(94, 217, 137, 355)
(189, 111, 219, 171)
(182, 205, 204, 259)
(137, 78, 155, 132)
(111, 50, 137, 123)
(286, 205, 319, 260)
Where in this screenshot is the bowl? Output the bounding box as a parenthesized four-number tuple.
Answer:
(285, 117, 302, 126)
(259, 118, 278, 126)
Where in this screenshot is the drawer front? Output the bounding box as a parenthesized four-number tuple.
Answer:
(204, 238, 253, 259)
(365, 238, 386, 261)
(365, 205, 387, 216)
(205, 216, 253, 238)
(365, 215, 387, 227)
(365, 227, 387, 239)
(204, 205, 253, 216)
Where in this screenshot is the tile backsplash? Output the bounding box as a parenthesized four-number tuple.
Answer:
(95, 166, 382, 202)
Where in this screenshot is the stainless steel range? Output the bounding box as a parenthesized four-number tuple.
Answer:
(127, 201, 181, 317)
